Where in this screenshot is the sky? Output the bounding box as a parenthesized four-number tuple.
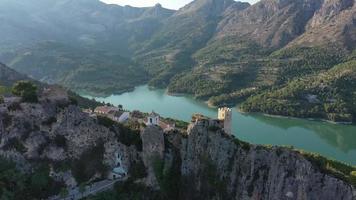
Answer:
(100, 0, 260, 10)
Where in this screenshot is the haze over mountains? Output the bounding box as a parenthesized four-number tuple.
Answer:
(0, 0, 355, 122)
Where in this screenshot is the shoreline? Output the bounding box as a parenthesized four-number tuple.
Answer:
(238, 109, 354, 126)
(207, 98, 354, 126)
(82, 86, 355, 126)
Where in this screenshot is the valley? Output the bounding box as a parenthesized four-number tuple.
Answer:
(1, 0, 356, 199)
(0, 0, 355, 123)
(84, 85, 356, 165)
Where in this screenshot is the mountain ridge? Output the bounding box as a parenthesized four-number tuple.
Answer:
(0, 83, 355, 199)
(0, 0, 355, 122)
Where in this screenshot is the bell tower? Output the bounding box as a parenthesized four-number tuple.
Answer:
(218, 107, 232, 135)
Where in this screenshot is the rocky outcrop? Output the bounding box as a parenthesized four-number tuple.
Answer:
(216, 0, 324, 48)
(1, 82, 355, 199)
(177, 119, 356, 200)
(0, 88, 137, 188)
(289, 0, 356, 49)
(141, 125, 165, 187)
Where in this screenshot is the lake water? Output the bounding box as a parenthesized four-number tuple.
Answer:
(84, 85, 356, 165)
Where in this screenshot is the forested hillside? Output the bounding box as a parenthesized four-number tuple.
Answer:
(0, 0, 355, 122)
(241, 59, 356, 123)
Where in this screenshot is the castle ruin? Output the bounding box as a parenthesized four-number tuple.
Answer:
(218, 107, 232, 135)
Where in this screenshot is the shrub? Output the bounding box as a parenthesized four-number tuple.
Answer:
(234, 138, 251, 151)
(3, 138, 26, 153)
(0, 157, 64, 199)
(208, 125, 220, 132)
(0, 96, 4, 104)
(97, 116, 115, 128)
(129, 159, 147, 180)
(8, 101, 21, 111)
(351, 171, 356, 186)
(117, 124, 142, 151)
(298, 150, 356, 186)
(71, 141, 108, 183)
(54, 135, 67, 148)
(42, 116, 57, 126)
(152, 154, 182, 200)
(12, 81, 38, 103)
(69, 96, 78, 106)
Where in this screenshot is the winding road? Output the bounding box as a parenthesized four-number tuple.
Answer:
(48, 178, 125, 200)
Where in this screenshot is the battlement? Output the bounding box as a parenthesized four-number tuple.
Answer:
(218, 107, 232, 135)
(218, 107, 232, 120)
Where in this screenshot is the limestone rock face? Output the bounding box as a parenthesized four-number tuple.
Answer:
(0, 91, 138, 183)
(141, 125, 165, 188)
(179, 119, 355, 200)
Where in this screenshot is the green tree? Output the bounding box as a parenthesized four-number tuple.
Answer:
(59, 188, 69, 198)
(11, 81, 38, 103)
(79, 183, 86, 197)
(351, 171, 356, 186)
(0, 96, 4, 104)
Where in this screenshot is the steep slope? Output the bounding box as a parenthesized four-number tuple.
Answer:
(1, 89, 355, 199)
(178, 119, 356, 199)
(92, 117, 356, 200)
(136, 0, 246, 87)
(0, 89, 141, 199)
(241, 59, 356, 123)
(290, 0, 356, 50)
(0, 0, 174, 95)
(166, 0, 340, 99)
(167, 0, 356, 111)
(0, 0, 174, 54)
(0, 62, 103, 108)
(215, 0, 324, 48)
(1, 41, 148, 96)
(0, 63, 30, 86)
(1, 0, 356, 122)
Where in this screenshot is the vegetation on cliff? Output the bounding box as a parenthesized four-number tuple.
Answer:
(12, 81, 38, 103)
(241, 60, 356, 123)
(0, 158, 64, 199)
(1, 0, 356, 122)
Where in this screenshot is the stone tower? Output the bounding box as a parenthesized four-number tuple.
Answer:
(218, 107, 232, 135)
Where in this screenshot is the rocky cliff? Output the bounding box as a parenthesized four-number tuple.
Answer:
(1, 87, 355, 199)
(0, 87, 139, 189)
(176, 119, 356, 200)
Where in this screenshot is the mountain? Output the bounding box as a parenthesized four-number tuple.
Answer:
(290, 0, 356, 49)
(136, 0, 247, 87)
(0, 62, 103, 108)
(0, 0, 174, 53)
(0, 0, 174, 95)
(2, 41, 148, 96)
(0, 62, 30, 86)
(0, 0, 355, 121)
(0, 92, 355, 199)
(241, 59, 356, 123)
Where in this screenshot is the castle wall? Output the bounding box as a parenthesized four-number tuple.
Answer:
(218, 107, 232, 135)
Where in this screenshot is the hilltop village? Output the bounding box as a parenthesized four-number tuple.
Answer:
(84, 105, 233, 135)
(1, 83, 355, 200)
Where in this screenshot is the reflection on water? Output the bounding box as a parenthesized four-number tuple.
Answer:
(252, 114, 356, 153)
(84, 85, 356, 165)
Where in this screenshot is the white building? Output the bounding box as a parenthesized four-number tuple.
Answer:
(146, 111, 160, 126)
(94, 106, 120, 115)
(218, 107, 232, 135)
(118, 112, 130, 122)
(108, 111, 130, 123)
(108, 153, 127, 180)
